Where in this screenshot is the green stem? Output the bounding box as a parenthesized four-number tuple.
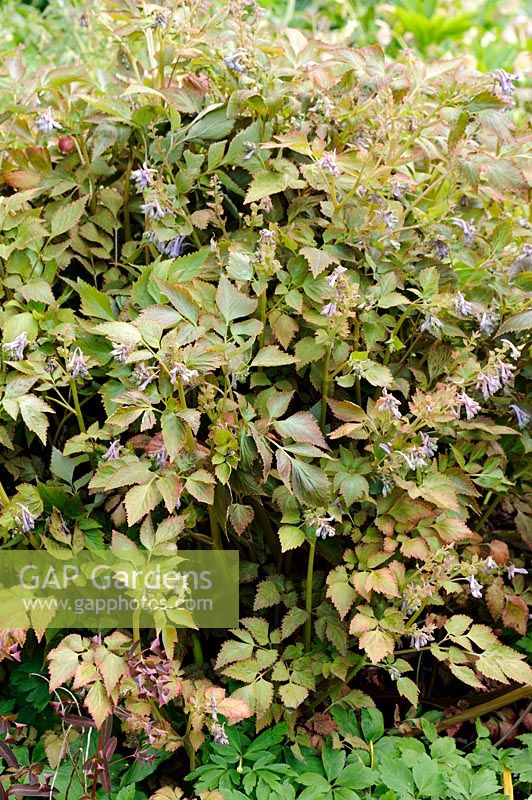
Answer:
(0, 482, 9, 507)
(132, 607, 141, 655)
(176, 377, 195, 451)
(258, 289, 267, 348)
(69, 378, 86, 434)
(304, 540, 316, 653)
(474, 493, 501, 532)
(123, 153, 132, 243)
(209, 505, 223, 550)
(191, 633, 204, 667)
(320, 346, 332, 433)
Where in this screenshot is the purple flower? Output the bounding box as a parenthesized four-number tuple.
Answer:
(223, 49, 247, 73)
(212, 723, 229, 745)
(375, 389, 402, 419)
(315, 517, 335, 539)
(381, 477, 394, 497)
(380, 442, 393, 457)
(468, 575, 483, 599)
(154, 445, 168, 469)
(507, 563, 527, 580)
(433, 240, 449, 259)
(388, 665, 401, 681)
(477, 312, 496, 335)
(169, 362, 198, 384)
(35, 107, 61, 133)
(476, 371, 501, 400)
(152, 9, 170, 29)
(452, 217, 476, 246)
(18, 504, 36, 533)
(378, 208, 398, 231)
(317, 152, 340, 177)
(145, 230, 166, 253)
(457, 392, 481, 419)
(111, 342, 133, 363)
(501, 339, 522, 360)
(164, 235, 186, 258)
(103, 440, 121, 461)
(259, 228, 276, 242)
(131, 162, 156, 190)
(420, 432, 437, 458)
(4, 332, 28, 361)
(455, 292, 473, 317)
(410, 630, 434, 650)
(141, 197, 167, 220)
(420, 315, 443, 335)
(509, 404, 530, 429)
(135, 364, 159, 391)
(484, 556, 498, 570)
(398, 447, 428, 470)
(67, 347, 89, 379)
(320, 301, 338, 319)
(491, 68, 518, 102)
(497, 359, 516, 386)
(309, 96, 334, 118)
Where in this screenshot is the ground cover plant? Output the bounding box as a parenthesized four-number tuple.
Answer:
(0, 0, 531, 797)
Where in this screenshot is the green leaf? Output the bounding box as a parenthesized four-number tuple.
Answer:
(50, 197, 86, 238)
(216, 640, 255, 669)
(278, 682, 308, 708)
(378, 755, 415, 797)
(497, 309, 532, 336)
(396, 676, 420, 706)
(281, 607, 308, 639)
(84, 679, 112, 728)
(18, 394, 53, 445)
(185, 469, 216, 505)
(216, 274, 258, 323)
(251, 345, 297, 367)
(124, 481, 161, 526)
(290, 459, 329, 505)
(254, 579, 281, 610)
(75, 279, 115, 321)
(361, 707, 384, 743)
(300, 247, 340, 278)
(185, 105, 234, 141)
(278, 525, 305, 552)
(322, 745, 346, 783)
(227, 503, 254, 534)
(274, 411, 327, 449)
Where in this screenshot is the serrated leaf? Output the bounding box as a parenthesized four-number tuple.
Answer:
(251, 345, 297, 367)
(254, 579, 281, 610)
(278, 682, 308, 708)
(18, 394, 53, 445)
(274, 411, 327, 449)
(84, 679, 112, 728)
(300, 247, 340, 278)
(215, 640, 255, 669)
(48, 646, 80, 691)
(497, 310, 532, 336)
(185, 469, 215, 505)
(50, 197, 86, 237)
(281, 607, 308, 639)
(124, 481, 161, 526)
(75, 278, 115, 321)
(359, 629, 395, 664)
(396, 676, 419, 706)
(227, 503, 254, 535)
(278, 525, 305, 552)
(216, 274, 257, 324)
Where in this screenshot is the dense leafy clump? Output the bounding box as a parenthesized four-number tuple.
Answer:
(0, 0, 530, 797)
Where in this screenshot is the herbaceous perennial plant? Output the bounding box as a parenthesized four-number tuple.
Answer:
(0, 0, 530, 796)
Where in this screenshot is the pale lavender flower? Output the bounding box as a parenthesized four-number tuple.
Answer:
(420, 432, 437, 458)
(410, 630, 434, 650)
(259, 228, 276, 242)
(154, 445, 168, 469)
(212, 723, 229, 745)
(478, 312, 496, 335)
(509, 404, 530, 429)
(169, 362, 199, 384)
(111, 342, 133, 363)
(455, 292, 473, 317)
(378, 208, 398, 230)
(458, 392, 481, 419)
(324, 266, 346, 288)
(210, 696, 219, 721)
(309, 96, 335, 117)
(491, 68, 518, 102)
(420, 315, 443, 335)
(135, 364, 159, 391)
(433, 240, 449, 259)
(375, 389, 402, 419)
(141, 197, 167, 220)
(131, 162, 156, 190)
(399, 448, 428, 470)
(18, 504, 36, 533)
(476, 371, 501, 400)
(380, 442, 393, 457)
(501, 339, 522, 360)
(388, 666, 401, 681)
(152, 8, 170, 29)
(223, 49, 247, 73)
(35, 107, 61, 133)
(67, 347, 89, 379)
(315, 516, 335, 539)
(468, 575, 483, 599)
(164, 235, 186, 258)
(4, 332, 28, 361)
(103, 440, 121, 461)
(145, 230, 166, 253)
(321, 301, 338, 319)
(497, 359, 516, 385)
(485, 556, 498, 570)
(317, 151, 340, 177)
(242, 142, 257, 161)
(452, 217, 476, 245)
(381, 477, 394, 497)
(507, 563, 528, 580)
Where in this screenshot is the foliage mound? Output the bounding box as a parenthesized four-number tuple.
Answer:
(0, 0, 530, 797)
